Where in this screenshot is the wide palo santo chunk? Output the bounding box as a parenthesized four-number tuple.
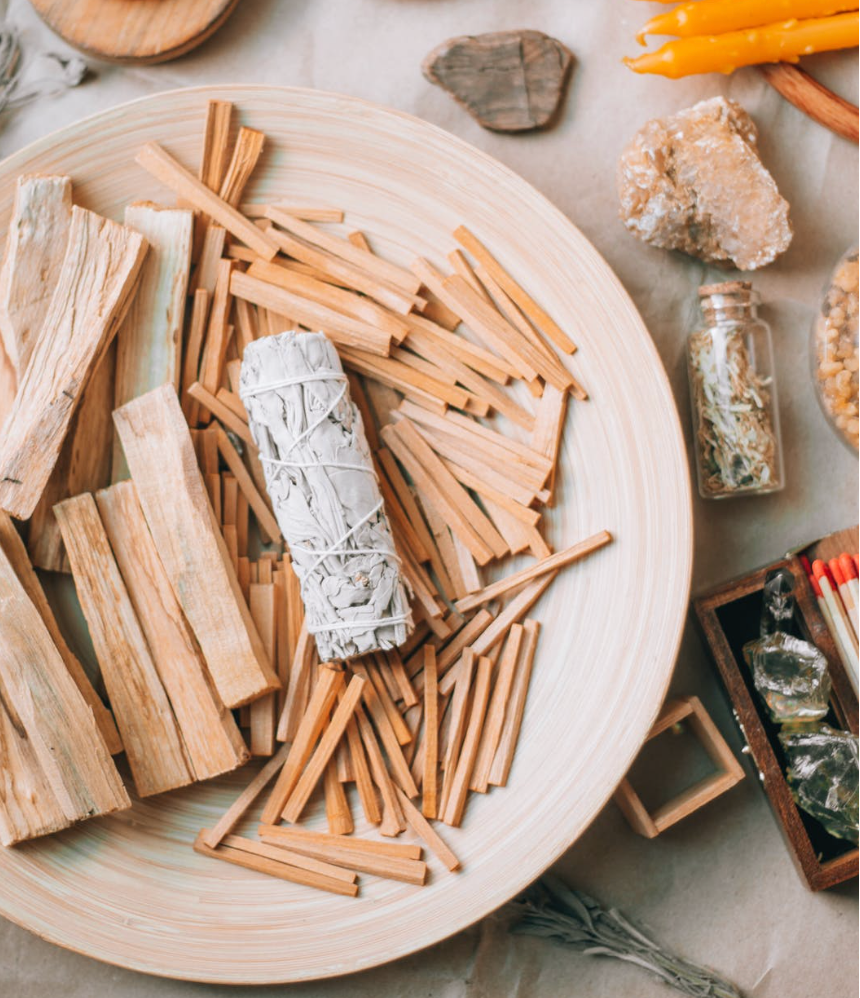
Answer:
(113, 384, 279, 707)
(0, 539, 130, 845)
(0, 207, 148, 519)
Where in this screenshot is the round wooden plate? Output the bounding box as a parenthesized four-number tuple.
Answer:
(29, 0, 239, 65)
(0, 87, 692, 984)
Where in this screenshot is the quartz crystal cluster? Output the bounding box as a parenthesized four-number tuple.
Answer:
(617, 97, 792, 270)
(744, 569, 858, 843)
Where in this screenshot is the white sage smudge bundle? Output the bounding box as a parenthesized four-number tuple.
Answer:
(511, 877, 745, 998)
(240, 330, 412, 661)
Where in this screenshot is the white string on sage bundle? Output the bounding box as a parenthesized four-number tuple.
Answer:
(240, 330, 412, 661)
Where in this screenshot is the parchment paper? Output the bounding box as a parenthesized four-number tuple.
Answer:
(0, 1, 856, 996)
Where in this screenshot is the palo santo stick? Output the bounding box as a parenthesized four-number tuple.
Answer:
(531, 384, 568, 505)
(199, 258, 237, 403)
(406, 608, 493, 677)
(201, 742, 291, 848)
(347, 712, 382, 825)
(422, 646, 440, 819)
(114, 385, 279, 707)
(0, 174, 72, 375)
(439, 649, 477, 817)
(355, 702, 406, 836)
(262, 665, 345, 824)
(54, 494, 194, 796)
(483, 496, 549, 558)
(258, 825, 424, 859)
(187, 381, 255, 447)
(352, 663, 419, 797)
(242, 204, 345, 223)
(470, 626, 524, 792)
(454, 225, 576, 355)
(215, 427, 280, 543)
(455, 531, 612, 613)
(281, 675, 366, 823)
(249, 581, 278, 757)
(429, 404, 552, 475)
(96, 482, 249, 779)
(199, 100, 232, 192)
(267, 228, 421, 315)
(476, 264, 586, 400)
(442, 655, 493, 826)
(277, 623, 315, 742)
(194, 832, 358, 897)
(223, 832, 357, 884)
(0, 207, 147, 519)
(386, 648, 419, 708)
(136, 142, 278, 260)
(219, 127, 265, 207)
(182, 288, 210, 421)
(449, 248, 492, 304)
(325, 760, 354, 834)
(230, 270, 391, 356)
(406, 314, 515, 383)
(338, 345, 469, 408)
(190, 224, 226, 296)
(219, 833, 357, 895)
(394, 786, 461, 872)
(439, 575, 553, 696)
(0, 540, 130, 845)
(403, 326, 533, 429)
(0, 511, 121, 754)
(113, 203, 194, 481)
(489, 619, 540, 786)
(387, 419, 508, 561)
(420, 495, 470, 601)
(247, 259, 409, 343)
(265, 206, 421, 297)
(258, 826, 427, 884)
(215, 388, 248, 423)
(443, 459, 541, 527)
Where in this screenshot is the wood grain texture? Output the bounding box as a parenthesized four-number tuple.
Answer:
(54, 493, 194, 797)
(0, 87, 691, 984)
(29, 0, 239, 65)
(0, 533, 129, 844)
(112, 203, 193, 482)
(113, 384, 279, 708)
(0, 511, 121, 755)
(0, 206, 147, 519)
(96, 481, 249, 781)
(0, 174, 71, 375)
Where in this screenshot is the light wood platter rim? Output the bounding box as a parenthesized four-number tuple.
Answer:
(0, 85, 693, 984)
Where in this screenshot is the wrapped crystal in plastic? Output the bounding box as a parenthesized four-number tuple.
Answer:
(240, 331, 413, 661)
(781, 726, 859, 843)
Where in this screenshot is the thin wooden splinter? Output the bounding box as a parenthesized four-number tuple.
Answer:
(422, 645, 440, 819)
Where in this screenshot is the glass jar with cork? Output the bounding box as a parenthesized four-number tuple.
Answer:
(687, 280, 784, 499)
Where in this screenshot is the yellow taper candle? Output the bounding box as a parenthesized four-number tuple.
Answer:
(637, 0, 859, 45)
(625, 11, 859, 78)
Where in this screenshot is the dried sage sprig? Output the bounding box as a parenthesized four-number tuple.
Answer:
(510, 876, 745, 998)
(240, 330, 412, 662)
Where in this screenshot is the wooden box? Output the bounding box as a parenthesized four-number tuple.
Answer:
(693, 528, 859, 891)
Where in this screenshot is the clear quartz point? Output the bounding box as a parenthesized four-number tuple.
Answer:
(780, 725, 859, 844)
(743, 569, 831, 724)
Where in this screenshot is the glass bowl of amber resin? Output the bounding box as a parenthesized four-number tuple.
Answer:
(811, 247, 859, 452)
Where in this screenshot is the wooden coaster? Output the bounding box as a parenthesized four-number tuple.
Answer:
(29, 0, 240, 65)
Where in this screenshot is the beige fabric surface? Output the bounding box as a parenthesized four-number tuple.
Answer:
(0, 1, 857, 995)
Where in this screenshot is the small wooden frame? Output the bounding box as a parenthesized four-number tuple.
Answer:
(613, 695, 744, 840)
(693, 531, 859, 892)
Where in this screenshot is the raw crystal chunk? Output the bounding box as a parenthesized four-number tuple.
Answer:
(745, 631, 832, 725)
(617, 97, 792, 271)
(781, 726, 859, 843)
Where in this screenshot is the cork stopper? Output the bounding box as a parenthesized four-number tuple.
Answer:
(698, 280, 752, 297)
